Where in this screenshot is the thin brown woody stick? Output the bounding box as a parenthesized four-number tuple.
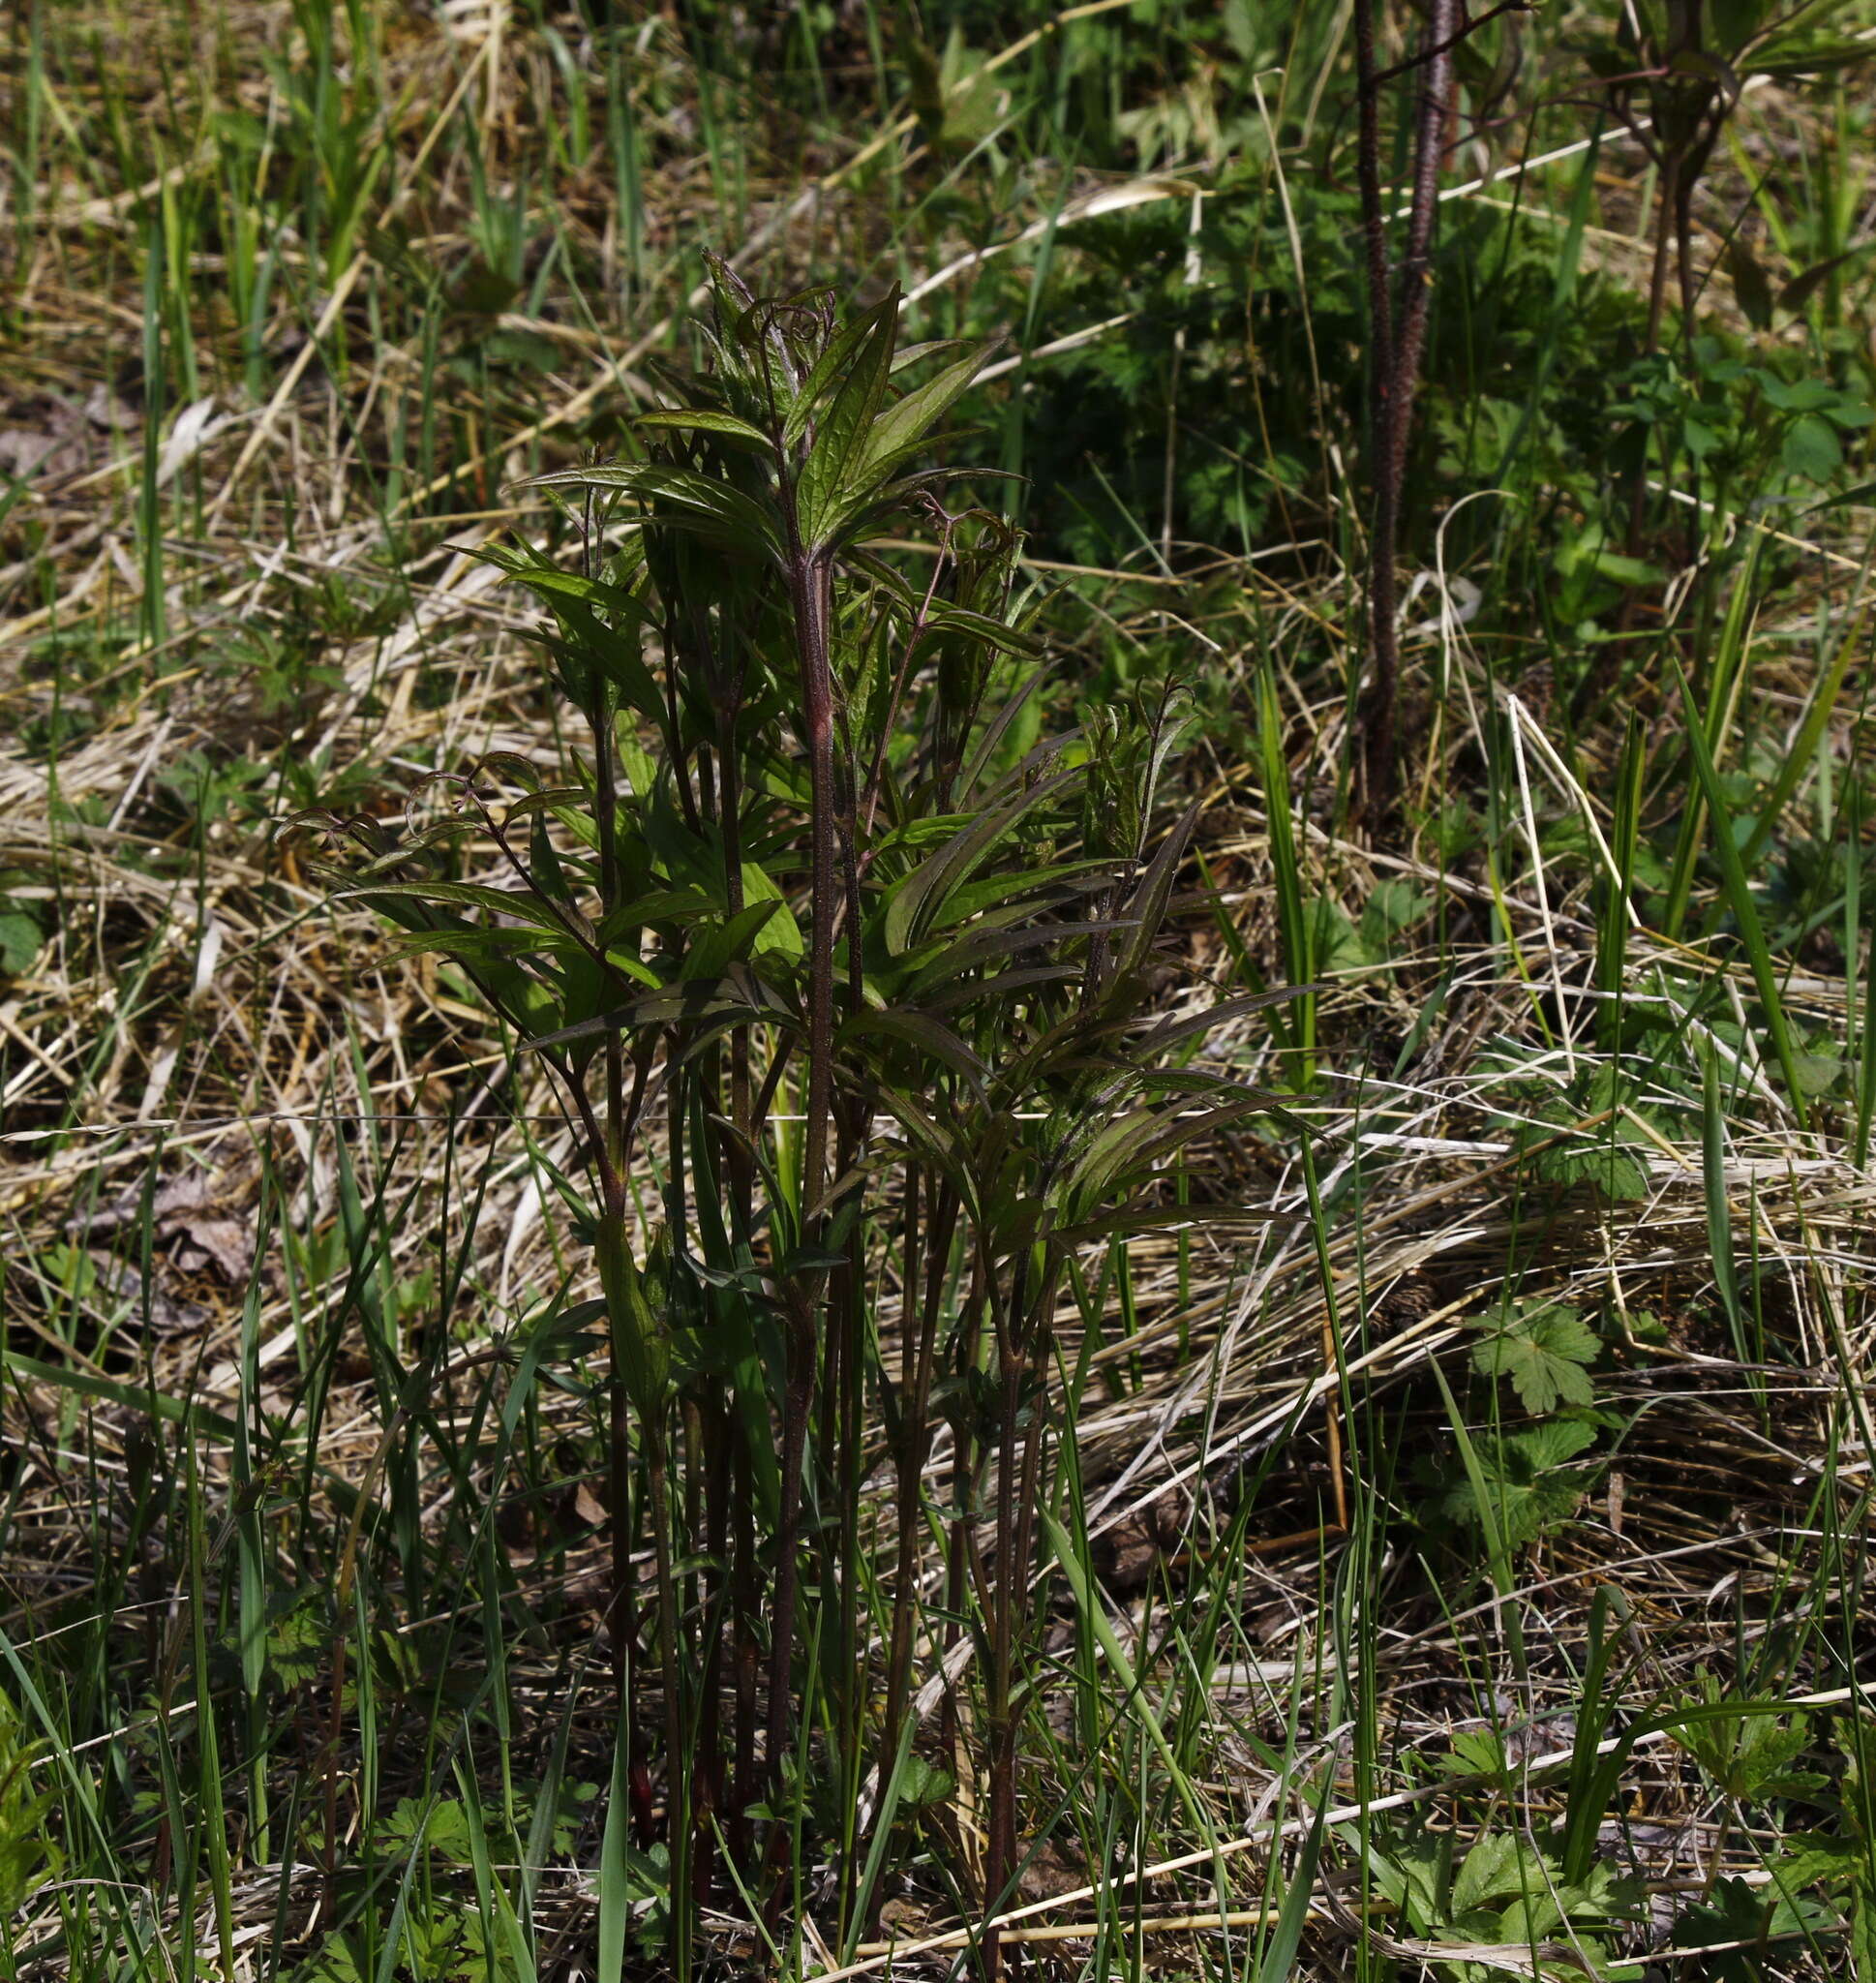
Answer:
(1354, 0, 1460, 818)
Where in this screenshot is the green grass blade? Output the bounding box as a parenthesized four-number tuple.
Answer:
(1672, 657, 1813, 1132)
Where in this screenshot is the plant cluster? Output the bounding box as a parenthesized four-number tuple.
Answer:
(288, 269, 1288, 1972)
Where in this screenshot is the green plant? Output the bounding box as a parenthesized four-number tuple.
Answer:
(1433, 1415, 1601, 1549)
(1423, 1293, 1611, 1554)
(1577, 0, 1875, 569)
(0, 1691, 61, 1915)
(0, 887, 43, 978)
(1468, 1298, 1600, 1416)
(1347, 1813, 1641, 1980)
(1659, 1677, 1843, 1979)
(286, 270, 1285, 1975)
(1582, 0, 1874, 355)
(1748, 1715, 1876, 1977)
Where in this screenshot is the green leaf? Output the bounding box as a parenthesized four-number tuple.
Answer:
(597, 1721, 636, 1983)
(1710, 0, 1768, 54)
(1726, 238, 1773, 330)
(1665, 1674, 1822, 1800)
(1746, 34, 1875, 77)
(1437, 1419, 1598, 1546)
(294, 1930, 366, 1982)
(596, 1218, 673, 1419)
(1778, 247, 1875, 315)
(382, 927, 578, 964)
(1671, 1876, 1826, 1983)
(1768, 1832, 1861, 1893)
(859, 348, 989, 490)
(1256, 1774, 1332, 1983)
(738, 860, 803, 960)
(1703, 1049, 1747, 1358)
(0, 910, 42, 975)
(1452, 1831, 1552, 1916)
(2, 1350, 242, 1441)
(468, 542, 653, 630)
(380, 1795, 478, 1865)
(1683, 415, 1721, 460)
(341, 879, 573, 936)
(1360, 878, 1432, 949)
(529, 463, 782, 563)
(1470, 1301, 1600, 1415)
(784, 302, 914, 451)
(907, 27, 1003, 149)
(1667, 46, 1742, 101)
(1590, 548, 1667, 588)
(897, 1755, 954, 1808)
(1040, 1503, 1205, 1830)
(1801, 476, 1876, 514)
(1103, 800, 1201, 1001)
(839, 1008, 989, 1092)
(1436, 1729, 1509, 1780)
(796, 291, 899, 548)
(1519, 1122, 1650, 1201)
(1782, 412, 1843, 481)
(1313, 898, 1372, 973)
(1672, 659, 1813, 1130)
(634, 407, 772, 450)
(1755, 373, 1836, 412)
(922, 602, 1043, 658)
(882, 760, 1081, 954)
(680, 900, 786, 981)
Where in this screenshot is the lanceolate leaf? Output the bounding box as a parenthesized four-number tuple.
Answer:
(898, 913, 1130, 1001)
(1136, 983, 1326, 1053)
(528, 463, 783, 562)
(796, 291, 900, 548)
(737, 860, 804, 960)
(1058, 1092, 1271, 1219)
(634, 407, 773, 449)
(680, 900, 786, 981)
(860, 348, 990, 485)
(839, 1007, 990, 1095)
(523, 969, 799, 1052)
(784, 292, 900, 450)
(532, 630, 666, 731)
(339, 879, 579, 937)
(918, 961, 1081, 1013)
(467, 542, 654, 630)
(1052, 1200, 1298, 1245)
(922, 602, 1044, 657)
(959, 669, 1054, 796)
(1103, 798, 1202, 1000)
(883, 762, 1083, 954)
(381, 926, 573, 963)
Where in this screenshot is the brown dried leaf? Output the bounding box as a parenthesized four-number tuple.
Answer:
(1094, 1487, 1185, 1593)
(1017, 1834, 1086, 1903)
(71, 1168, 253, 1283)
